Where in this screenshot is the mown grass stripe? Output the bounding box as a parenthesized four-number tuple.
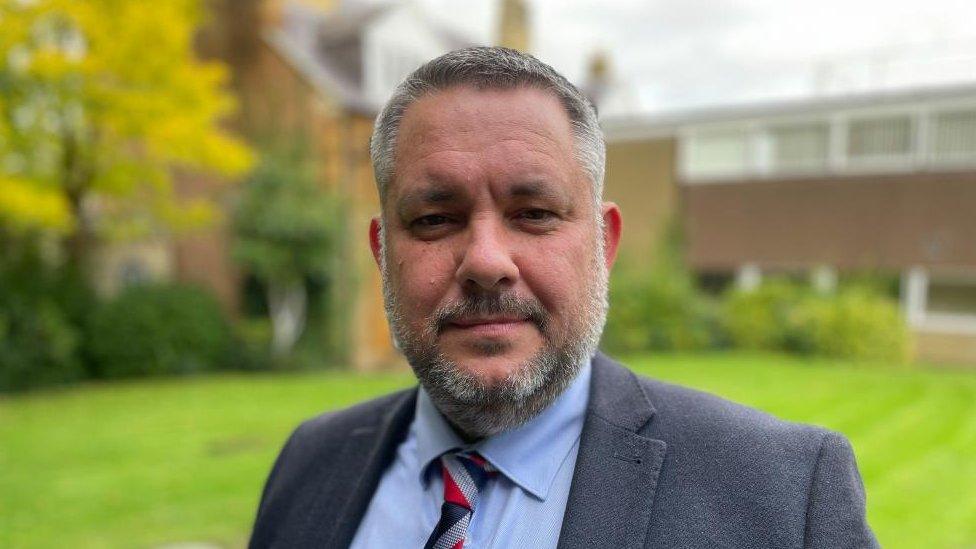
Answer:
(1, 352, 974, 549)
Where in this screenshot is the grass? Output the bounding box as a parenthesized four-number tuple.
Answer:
(1, 352, 974, 548)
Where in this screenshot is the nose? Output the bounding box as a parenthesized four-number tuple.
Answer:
(455, 216, 519, 291)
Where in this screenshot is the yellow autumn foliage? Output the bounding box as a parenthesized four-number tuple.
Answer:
(0, 176, 73, 232)
(0, 0, 253, 236)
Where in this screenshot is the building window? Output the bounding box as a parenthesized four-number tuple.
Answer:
(847, 115, 913, 163)
(928, 280, 976, 318)
(903, 268, 976, 333)
(931, 109, 976, 162)
(695, 271, 735, 296)
(768, 121, 829, 172)
(683, 129, 750, 180)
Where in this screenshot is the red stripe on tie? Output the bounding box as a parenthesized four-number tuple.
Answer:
(451, 540, 464, 549)
(442, 466, 470, 508)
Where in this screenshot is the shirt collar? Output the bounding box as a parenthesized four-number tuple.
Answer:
(414, 358, 592, 501)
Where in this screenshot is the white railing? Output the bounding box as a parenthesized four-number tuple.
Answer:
(679, 102, 976, 182)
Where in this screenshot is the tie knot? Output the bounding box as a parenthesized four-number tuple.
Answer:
(455, 451, 497, 474)
(440, 451, 496, 510)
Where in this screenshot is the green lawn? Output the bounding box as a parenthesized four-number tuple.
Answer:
(1, 352, 974, 548)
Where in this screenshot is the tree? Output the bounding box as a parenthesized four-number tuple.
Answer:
(233, 146, 340, 359)
(0, 0, 252, 262)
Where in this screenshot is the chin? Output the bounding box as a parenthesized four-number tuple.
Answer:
(413, 343, 582, 439)
(447, 346, 539, 385)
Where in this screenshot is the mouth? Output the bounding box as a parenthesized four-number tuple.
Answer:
(444, 316, 532, 337)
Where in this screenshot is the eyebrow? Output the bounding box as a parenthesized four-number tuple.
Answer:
(394, 180, 570, 217)
(396, 185, 462, 217)
(508, 181, 564, 201)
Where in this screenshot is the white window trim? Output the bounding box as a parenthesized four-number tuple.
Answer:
(903, 267, 976, 335)
(927, 99, 976, 167)
(678, 94, 976, 183)
(760, 118, 832, 177)
(844, 111, 916, 166)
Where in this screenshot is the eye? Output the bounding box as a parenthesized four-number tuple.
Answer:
(412, 214, 452, 227)
(517, 209, 556, 222)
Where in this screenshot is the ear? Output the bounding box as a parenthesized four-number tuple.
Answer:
(369, 216, 383, 269)
(601, 202, 622, 270)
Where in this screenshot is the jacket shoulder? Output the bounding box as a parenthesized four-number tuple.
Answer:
(627, 371, 876, 547)
(638, 374, 830, 450)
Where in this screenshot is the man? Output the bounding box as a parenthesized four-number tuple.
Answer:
(249, 47, 878, 549)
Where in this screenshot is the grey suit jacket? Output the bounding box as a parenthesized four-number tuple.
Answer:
(249, 353, 879, 548)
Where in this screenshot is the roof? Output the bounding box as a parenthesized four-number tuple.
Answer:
(603, 81, 976, 142)
(263, 0, 476, 115)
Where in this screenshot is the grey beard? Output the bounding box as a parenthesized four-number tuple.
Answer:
(399, 293, 591, 439)
(380, 228, 609, 439)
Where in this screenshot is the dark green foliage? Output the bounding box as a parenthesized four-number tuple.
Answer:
(603, 263, 721, 354)
(0, 240, 91, 391)
(230, 317, 273, 371)
(86, 283, 232, 378)
(232, 147, 338, 288)
(232, 144, 346, 363)
(0, 298, 84, 391)
(602, 220, 722, 354)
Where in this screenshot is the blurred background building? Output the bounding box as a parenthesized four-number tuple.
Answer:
(603, 85, 976, 364)
(164, 0, 533, 370)
(89, 0, 976, 367)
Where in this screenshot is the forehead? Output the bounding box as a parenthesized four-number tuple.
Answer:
(389, 86, 580, 202)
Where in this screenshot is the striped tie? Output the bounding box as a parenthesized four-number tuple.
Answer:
(423, 452, 497, 549)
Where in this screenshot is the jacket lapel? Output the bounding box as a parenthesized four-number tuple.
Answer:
(302, 389, 418, 548)
(557, 353, 667, 549)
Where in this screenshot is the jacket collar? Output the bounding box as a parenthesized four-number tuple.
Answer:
(319, 352, 667, 549)
(556, 352, 668, 549)
(316, 389, 417, 548)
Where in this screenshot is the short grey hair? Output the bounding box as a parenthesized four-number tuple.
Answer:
(369, 46, 605, 205)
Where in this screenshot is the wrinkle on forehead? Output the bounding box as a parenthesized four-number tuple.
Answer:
(394, 88, 575, 166)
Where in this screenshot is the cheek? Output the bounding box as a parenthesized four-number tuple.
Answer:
(390, 241, 457, 311)
(516, 232, 595, 306)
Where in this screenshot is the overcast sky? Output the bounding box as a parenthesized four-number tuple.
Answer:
(420, 0, 976, 114)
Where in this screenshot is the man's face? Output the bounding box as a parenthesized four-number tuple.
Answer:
(370, 86, 621, 436)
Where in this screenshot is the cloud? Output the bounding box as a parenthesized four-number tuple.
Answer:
(420, 0, 976, 112)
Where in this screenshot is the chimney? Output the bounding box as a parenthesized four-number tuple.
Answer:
(498, 0, 530, 52)
(583, 50, 610, 110)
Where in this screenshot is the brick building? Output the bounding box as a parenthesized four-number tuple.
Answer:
(603, 84, 976, 364)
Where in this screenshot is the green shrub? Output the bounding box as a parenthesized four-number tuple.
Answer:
(0, 244, 89, 392)
(231, 317, 273, 371)
(86, 283, 232, 378)
(721, 279, 910, 363)
(721, 280, 806, 351)
(603, 263, 720, 354)
(792, 287, 910, 363)
(0, 300, 84, 391)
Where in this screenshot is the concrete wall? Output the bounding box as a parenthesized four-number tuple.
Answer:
(914, 330, 976, 366)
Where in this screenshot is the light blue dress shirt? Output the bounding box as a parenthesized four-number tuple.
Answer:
(350, 359, 592, 548)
